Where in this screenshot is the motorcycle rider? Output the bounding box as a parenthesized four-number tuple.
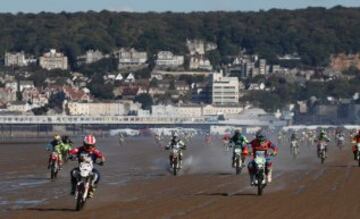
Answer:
(205, 132, 212, 144)
(335, 129, 345, 146)
(69, 134, 105, 198)
(61, 135, 73, 161)
(229, 130, 249, 167)
(316, 130, 330, 158)
(247, 132, 278, 185)
(290, 133, 299, 151)
(223, 132, 231, 151)
(165, 132, 186, 168)
(47, 134, 67, 169)
(351, 130, 360, 160)
(290, 133, 298, 142)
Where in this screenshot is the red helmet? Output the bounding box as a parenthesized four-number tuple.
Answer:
(84, 134, 96, 146)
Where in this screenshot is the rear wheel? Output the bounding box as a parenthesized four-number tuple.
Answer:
(173, 159, 177, 176)
(321, 152, 325, 164)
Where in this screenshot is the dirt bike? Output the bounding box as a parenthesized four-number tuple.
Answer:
(74, 156, 98, 211)
(233, 148, 243, 175)
(170, 147, 181, 176)
(168, 143, 185, 176)
(290, 140, 299, 159)
(49, 152, 60, 180)
(336, 136, 345, 150)
(318, 142, 327, 164)
(253, 151, 267, 196)
(356, 143, 360, 167)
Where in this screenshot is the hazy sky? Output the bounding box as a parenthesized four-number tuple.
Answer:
(0, 0, 359, 13)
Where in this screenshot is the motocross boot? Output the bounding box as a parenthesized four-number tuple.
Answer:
(179, 160, 183, 169)
(88, 187, 95, 198)
(250, 174, 255, 186)
(267, 169, 273, 183)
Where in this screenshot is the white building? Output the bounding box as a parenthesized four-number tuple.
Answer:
(155, 51, 184, 67)
(4, 51, 27, 67)
(202, 105, 243, 116)
(186, 39, 217, 56)
(118, 48, 147, 69)
(7, 101, 32, 112)
(39, 49, 68, 70)
(151, 105, 202, 117)
(67, 101, 141, 116)
(151, 104, 243, 117)
(78, 50, 104, 65)
(189, 56, 212, 70)
(259, 59, 267, 75)
(5, 81, 35, 92)
(212, 71, 240, 105)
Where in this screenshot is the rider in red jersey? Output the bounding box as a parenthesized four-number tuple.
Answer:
(69, 134, 105, 198)
(247, 132, 278, 185)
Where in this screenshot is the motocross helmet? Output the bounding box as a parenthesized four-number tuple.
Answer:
(53, 134, 62, 145)
(62, 135, 72, 144)
(54, 134, 61, 141)
(83, 134, 96, 150)
(234, 129, 240, 136)
(256, 132, 266, 143)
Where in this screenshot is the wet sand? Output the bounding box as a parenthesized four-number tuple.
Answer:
(2, 135, 360, 219)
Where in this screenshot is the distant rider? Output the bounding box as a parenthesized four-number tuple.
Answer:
(351, 130, 360, 160)
(47, 134, 68, 169)
(316, 130, 330, 158)
(247, 132, 278, 185)
(223, 132, 231, 151)
(229, 130, 249, 167)
(61, 135, 73, 161)
(290, 133, 299, 151)
(69, 134, 105, 198)
(290, 133, 298, 142)
(165, 132, 186, 168)
(335, 129, 345, 147)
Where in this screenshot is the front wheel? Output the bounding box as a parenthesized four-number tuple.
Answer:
(235, 159, 241, 175)
(75, 184, 86, 211)
(50, 163, 58, 180)
(76, 194, 85, 211)
(173, 158, 178, 176)
(257, 175, 264, 196)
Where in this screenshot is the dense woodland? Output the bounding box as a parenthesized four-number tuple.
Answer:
(1, 6, 360, 68)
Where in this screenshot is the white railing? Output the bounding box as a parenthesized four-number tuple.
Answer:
(0, 116, 212, 125)
(0, 115, 286, 126)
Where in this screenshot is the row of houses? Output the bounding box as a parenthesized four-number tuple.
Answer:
(5, 49, 68, 70)
(4, 39, 217, 71)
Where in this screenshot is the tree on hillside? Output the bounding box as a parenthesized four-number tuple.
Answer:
(134, 93, 153, 110)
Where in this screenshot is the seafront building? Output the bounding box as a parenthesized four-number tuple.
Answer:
(151, 104, 243, 117)
(67, 101, 141, 116)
